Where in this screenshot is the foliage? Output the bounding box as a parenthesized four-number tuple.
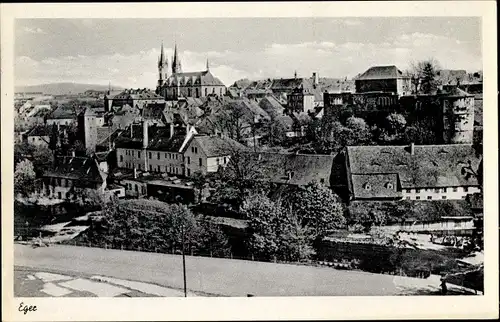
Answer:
(411, 59, 441, 94)
(242, 193, 315, 262)
(14, 159, 37, 197)
(81, 199, 231, 256)
(283, 181, 346, 237)
(315, 117, 373, 153)
(262, 117, 287, 147)
(191, 171, 208, 203)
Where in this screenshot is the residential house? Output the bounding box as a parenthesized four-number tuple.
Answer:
(354, 65, 412, 95)
(40, 155, 107, 200)
(46, 106, 80, 126)
(25, 124, 51, 148)
(108, 88, 165, 111)
(342, 143, 481, 201)
(183, 135, 244, 177)
(287, 85, 315, 114)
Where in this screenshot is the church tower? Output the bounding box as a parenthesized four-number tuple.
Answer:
(172, 43, 182, 74)
(157, 43, 168, 87)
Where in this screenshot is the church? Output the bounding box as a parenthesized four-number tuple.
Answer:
(155, 43, 227, 101)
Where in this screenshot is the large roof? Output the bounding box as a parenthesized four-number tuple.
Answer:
(191, 135, 245, 157)
(355, 65, 406, 80)
(148, 127, 187, 152)
(113, 88, 163, 100)
(114, 123, 163, 149)
(166, 70, 225, 86)
(245, 152, 336, 187)
(258, 96, 285, 118)
(346, 144, 480, 191)
(47, 106, 81, 120)
(43, 155, 106, 184)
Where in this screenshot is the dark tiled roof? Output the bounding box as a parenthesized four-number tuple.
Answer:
(148, 128, 186, 152)
(192, 135, 245, 157)
(166, 70, 225, 86)
(346, 144, 480, 191)
(355, 65, 405, 80)
(351, 174, 400, 199)
(27, 124, 51, 137)
(44, 156, 105, 184)
(47, 106, 80, 120)
(245, 152, 336, 187)
(143, 102, 166, 120)
(258, 96, 285, 118)
(113, 88, 163, 100)
(114, 123, 162, 149)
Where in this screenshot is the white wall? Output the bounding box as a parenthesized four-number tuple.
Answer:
(116, 148, 146, 170)
(401, 186, 481, 200)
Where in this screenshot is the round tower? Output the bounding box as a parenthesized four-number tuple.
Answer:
(441, 87, 475, 144)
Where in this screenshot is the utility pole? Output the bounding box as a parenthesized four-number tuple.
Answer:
(181, 223, 187, 297)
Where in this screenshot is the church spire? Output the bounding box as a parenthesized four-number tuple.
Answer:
(206, 58, 210, 71)
(158, 42, 165, 68)
(172, 43, 182, 74)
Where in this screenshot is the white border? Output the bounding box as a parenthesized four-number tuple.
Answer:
(2, 2, 498, 321)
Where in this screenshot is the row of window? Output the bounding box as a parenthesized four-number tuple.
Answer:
(404, 187, 469, 194)
(405, 195, 466, 200)
(171, 87, 225, 98)
(120, 151, 181, 162)
(126, 182, 147, 194)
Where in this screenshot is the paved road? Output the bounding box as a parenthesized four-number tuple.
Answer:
(14, 244, 465, 297)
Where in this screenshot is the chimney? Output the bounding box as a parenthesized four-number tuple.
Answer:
(410, 142, 415, 155)
(143, 120, 148, 149)
(170, 123, 175, 138)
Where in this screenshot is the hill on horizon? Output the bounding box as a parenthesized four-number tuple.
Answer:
(15, 82, 126, 96)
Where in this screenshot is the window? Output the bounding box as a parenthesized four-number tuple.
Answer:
(188, 88, 192, 97)
(187, 169, 191, 176)
(427, 196, 432, 200)
(442, 196, 447, 199)
(224, 157, 227, 164)
(385, 182, 394, 189)
(406, 197, 410, 200)
(135, 185, 138, 192)
(416, 196, 420, 200)
(199, 158, 202, 166)
(158, 165, 161, 172)
(187, 156, 191, 165)
(149, 164, 153, 171)
(132, 151, 134, 157)
(138, 151, 141, 158)
(192, 147, 195, 153)
(415, 189, 420, 193)
(363, 183, 371, 191)
(444, 188, 448, 192)
(205, 88, 208, 96)
(435, 188, 440, 193)
(58, 192, 62, 199)
(149, 152, 152, 159)
(464, 187, 469, 192)
(216, 158, 220, 165)
(195, 147, 198, 153)
(320, 178, 325, 184)
(196, 88, 199, 98)
(120, 155, 123, 162)
(165, 153, 167, 158)
(157, 152, 160, 160)
(453, 187, 458, 192)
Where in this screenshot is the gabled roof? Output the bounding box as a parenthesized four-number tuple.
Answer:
(43, 156, 106, 184)
(113, 88, 163, 100)
(114, 123, 162, 149)
(346, 144, 480, 190)
(258, 96, 285, 119)
(26, 124, 51, 137)
(355, 65, 405, 80)
(148, 127, 187, 152)
(190, 135, 245, 157)
(47, 106, 81, 120)
(245, 152, 336, 187)
(143, 102, 166, 120)
(351, 174, 400, 199)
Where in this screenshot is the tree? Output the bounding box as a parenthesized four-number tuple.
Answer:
(191, 171, 208, 203)
(410, 59, 441, 94)
(14, 159, 36, 197)
(242, 193, 314, 262)
(284, 181, 346, 238)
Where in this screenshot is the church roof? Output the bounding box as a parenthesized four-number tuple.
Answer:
(166, 70, 225, 86)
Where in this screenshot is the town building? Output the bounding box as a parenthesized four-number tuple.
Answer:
(156, 44, 227, 101)
(25, 124, 51, 148)
(105, 88, 165, 112)
(77, 108, 98, 154)
(182, 135, 244, 177)
(341, 144, 481, 201)
(354, 65, 412, 96)
(45, 106, 79, 126)
(40, 155, 107, 200)
(287, 85, 315, 114)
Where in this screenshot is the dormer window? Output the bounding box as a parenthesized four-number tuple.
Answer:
(363, 183, 371, 191)
(385, 182, 394, 189)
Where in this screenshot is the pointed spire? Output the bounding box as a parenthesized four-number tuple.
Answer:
(158, 42, 165, 68)
(206, 58, 210, 71)
(172, 42, 182, 74)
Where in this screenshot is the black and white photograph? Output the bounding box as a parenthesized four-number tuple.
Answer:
(2, 1, 498, 321)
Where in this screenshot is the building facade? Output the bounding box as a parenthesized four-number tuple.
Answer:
(287, 86, 315, 114)
(441, 87, 475, 144)
(354, 65, 412, 96)
(156, 44, 226, 101)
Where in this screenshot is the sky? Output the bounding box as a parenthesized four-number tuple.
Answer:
(15, 17, 482, 89)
